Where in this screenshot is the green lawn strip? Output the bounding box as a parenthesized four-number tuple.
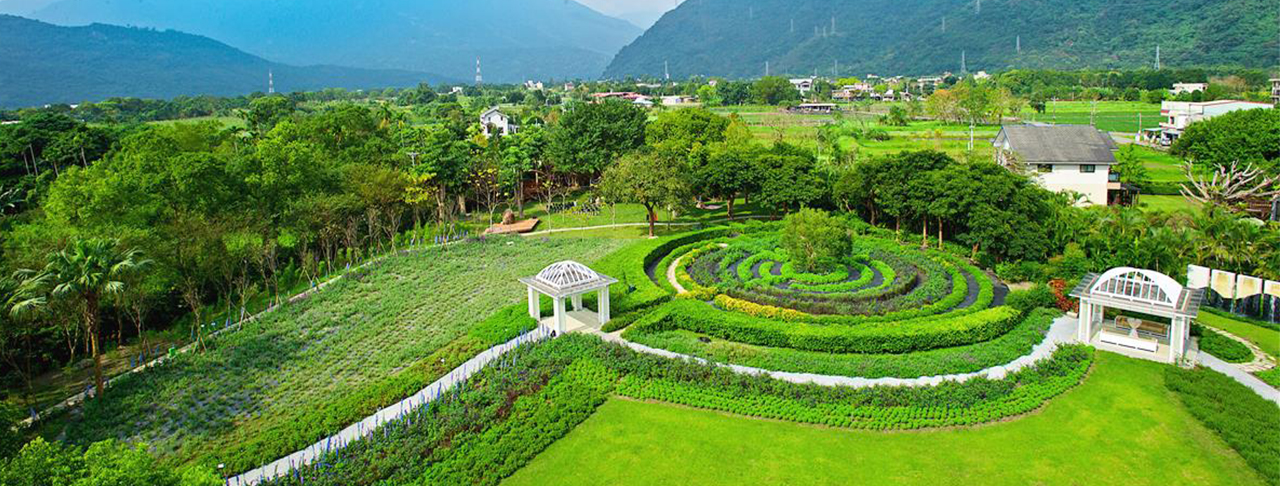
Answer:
(507, 353, 1265, 486)
(1139, 195, 1198, 214)
(1255, 368, 1280, 389)
(1164, 365, 1280, 485)
(42, 237, 626, 474)
(1196, 311, 1280, 360)
(624, 308, 1058, 379)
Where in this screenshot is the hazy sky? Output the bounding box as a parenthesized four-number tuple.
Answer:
(578, 0, 679, 15)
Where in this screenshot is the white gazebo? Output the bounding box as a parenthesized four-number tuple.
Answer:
(519, 261, 617, 334)
(1070, 267, 1204, 364)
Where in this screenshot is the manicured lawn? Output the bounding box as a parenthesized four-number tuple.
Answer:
(1129, 145, 1186, 183)
(506, 352, 1264, 486)
(1198, 311, 1280, 360)
(48, 237, 627, 472)
(1140, 195, 1199, 214)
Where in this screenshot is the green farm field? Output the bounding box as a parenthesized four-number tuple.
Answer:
(506, 352, 1266, 486)
(1021, 101, 1163, 134)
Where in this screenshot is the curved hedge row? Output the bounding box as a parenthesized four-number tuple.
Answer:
(627, 299, 1021, 354)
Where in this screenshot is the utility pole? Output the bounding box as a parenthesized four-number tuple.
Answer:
(664, 60, 670, 82)
(961, 50, 967, 74)
(1155, 45, 1161, 70)
(475, 57, 483, 86)
(268, 70, 274, 94)
(1016, 35, 1021, 55)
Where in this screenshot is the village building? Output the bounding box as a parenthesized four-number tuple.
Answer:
(479, 107, 518, 138)
(1271, 78, 1280, 105)
(523, 80, 544, 91)
(787, 103, 837, 114)
(1142, 100, 1274, 145)
(993, 124, 1129, 206)
(1170, 83, 1208, 96)
(789, 78, 815, 95)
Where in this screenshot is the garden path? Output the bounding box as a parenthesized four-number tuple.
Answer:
(1198, 324, 1275, 374)
(226, 326, 554, 486)
(1199, 352, 1280, 405)
(596, 316, 1079, 388)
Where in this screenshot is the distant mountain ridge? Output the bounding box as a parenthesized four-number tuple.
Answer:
(30, 0, 643, 82)
(0, 15, 449, 108)
(605, 0, 1280, 79)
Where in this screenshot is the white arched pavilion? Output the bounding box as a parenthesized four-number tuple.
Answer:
(1070, 267, 1204, 364)
(519, 261, 617, 334)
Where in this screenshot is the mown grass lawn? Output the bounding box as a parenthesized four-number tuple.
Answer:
(1140, 195, 1199, 214)
(1197, 311, 1280, 359)
(506, 352, 1264, 486)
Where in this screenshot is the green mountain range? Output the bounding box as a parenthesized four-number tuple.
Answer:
(605, 0, 1280, 79)
(28, 0, 642, 82)
(0, 15, 449, 108)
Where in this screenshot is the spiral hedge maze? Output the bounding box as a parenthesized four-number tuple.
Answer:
(618, 225, 1051, 370)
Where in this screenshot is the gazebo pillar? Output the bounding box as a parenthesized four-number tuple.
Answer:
(1170, 316, 1188, 362)
(1077, 301, 1092, 342)
(571, 294, 583, 311)
(598, 288, 611, 324)
(553, 297, 567, 334)
(527, 287, 540, 320)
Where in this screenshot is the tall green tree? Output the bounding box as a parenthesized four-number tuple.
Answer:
(598, 151, 693, 237)
(12, 239, 150, 396)
(548, 100, 648, 178)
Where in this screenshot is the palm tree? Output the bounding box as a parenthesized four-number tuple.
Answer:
(12, 239, 151, 397)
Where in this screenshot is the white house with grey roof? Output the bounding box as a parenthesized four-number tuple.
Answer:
(993, 125, 1121, 206)
(479, 107, 518, 138)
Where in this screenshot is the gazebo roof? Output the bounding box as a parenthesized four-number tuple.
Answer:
(1070, 267, 1204, 318)
(520, 261, 617, 298)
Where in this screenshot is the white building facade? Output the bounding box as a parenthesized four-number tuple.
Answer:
(480, 107, 518, 138)
(993, 125, 1122, 206)
(1152, 100, 1274, 144)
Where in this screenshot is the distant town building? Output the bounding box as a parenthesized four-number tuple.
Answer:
(636, 83, 662, 89)
(633, 97, 654, 107)
(1271, 78, 1280, 105)
(972, 71, 991, 81)
(590, 92, 646, 102)
(480, 107, 518, 138)
(787, 103, 837, 114)
(524, 80, 544, 90)
(661, 95, 693, 105)
(913, 77, 945, 91)
(1142, 100, 1274, 145)
(563, 82, 576, 91)
(993, 125, 1126, 206)
(1169, 83, 1208, 96)
(790, 78, 815, 95)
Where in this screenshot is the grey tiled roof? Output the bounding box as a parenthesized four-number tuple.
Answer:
(994, 125, 1118, 164)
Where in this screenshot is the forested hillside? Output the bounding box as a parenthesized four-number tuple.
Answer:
(0, 16, 446, 108)
(605, 0, 1280, 79)
(31, 0, 642, 82)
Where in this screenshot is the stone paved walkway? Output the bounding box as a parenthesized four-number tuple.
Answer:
(1200, 351, 1280, 405)
(226, 326, 553, 486)
(1200, 324, 1276, 374)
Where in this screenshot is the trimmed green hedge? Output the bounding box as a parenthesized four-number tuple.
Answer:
(626, 299, 1022, 354)
(1164, 366, 1280, 485)
(1193, 324, 1253, 364)
(626, 308, 1062, 379)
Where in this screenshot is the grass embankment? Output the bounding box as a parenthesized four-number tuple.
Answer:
(507, 353, 1265, 486)
(44, 237, 627, 474)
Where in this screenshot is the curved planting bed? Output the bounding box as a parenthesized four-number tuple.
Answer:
(620, 225, 1049, 377)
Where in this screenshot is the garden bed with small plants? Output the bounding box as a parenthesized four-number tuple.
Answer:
(259, 334, 1094, 486)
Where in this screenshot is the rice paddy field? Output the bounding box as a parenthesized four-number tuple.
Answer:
(39, 237, 627, 473)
